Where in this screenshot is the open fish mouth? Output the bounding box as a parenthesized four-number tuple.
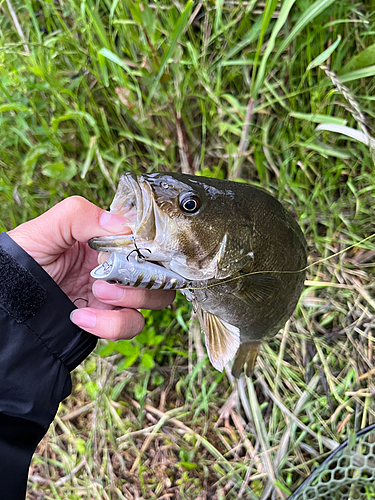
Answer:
(88, 172, 155, 254)
(110, 172, 141, 231)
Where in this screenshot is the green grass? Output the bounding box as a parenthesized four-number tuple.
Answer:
(1, 0, 375, 498)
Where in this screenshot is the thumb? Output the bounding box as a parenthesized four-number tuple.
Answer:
(8, 196, 131, 258)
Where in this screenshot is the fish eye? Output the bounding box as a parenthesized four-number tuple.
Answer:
(179, 193, 201, 214)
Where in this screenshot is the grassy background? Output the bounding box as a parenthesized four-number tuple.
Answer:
(1, 0, 375, 498)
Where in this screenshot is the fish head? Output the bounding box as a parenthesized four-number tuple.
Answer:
(89, 172, 246, 280)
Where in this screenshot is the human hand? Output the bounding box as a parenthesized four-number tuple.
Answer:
(7, 197, 175, 339)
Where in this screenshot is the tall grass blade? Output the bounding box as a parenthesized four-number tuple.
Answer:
(51, 111, 100, 139)
(339, 65, 375, 82)
(98, 48, 143, 77)
(271, 0, 336, 67)
(306, 35, 341, 71)
(290, 112, 346, 125)
(146, 1, 193, 106)
(251, 0, 279, 93)
(84, 2, 111, 50)
(341, 43, 375, 73)
(246, 378, 278, 491)
(316, 124, 375, 148)
(252, 0, 296, 98)
(224, 16, 262, 61)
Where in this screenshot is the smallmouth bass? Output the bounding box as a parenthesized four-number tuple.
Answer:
(89, 172, 307, 377)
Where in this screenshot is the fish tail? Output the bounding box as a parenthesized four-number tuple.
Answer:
(231, 342, 260, 378)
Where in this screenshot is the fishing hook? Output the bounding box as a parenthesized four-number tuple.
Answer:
(126, 240, 151, 263)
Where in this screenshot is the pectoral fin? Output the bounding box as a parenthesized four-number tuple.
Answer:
(195, 306, 240, 372)
(236, 273, 281, 305)
(231, 342, 260, 378)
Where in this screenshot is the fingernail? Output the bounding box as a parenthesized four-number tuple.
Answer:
(70, 309, 97, 329)
(98, 252, 110, 264)
(93, 281, 125, 301)
(99, 211, 131, 233)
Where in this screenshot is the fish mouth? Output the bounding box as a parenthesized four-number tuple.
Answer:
(88, 173, 156, 254)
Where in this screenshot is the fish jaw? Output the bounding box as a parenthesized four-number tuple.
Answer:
(88, 172, 170, 256)
(110, 172, 141, 232)
(89, 234, 135, 253)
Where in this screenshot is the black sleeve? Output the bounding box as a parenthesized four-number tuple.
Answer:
(0, 232, 97, 500)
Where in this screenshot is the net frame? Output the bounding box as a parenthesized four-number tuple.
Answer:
(288, 423, 375, 500)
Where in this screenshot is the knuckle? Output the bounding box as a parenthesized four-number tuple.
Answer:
(155, 290, 176, 309)
(122, 288, 149, 308)
(137, 289, 150, 304)
(110, 312, 126, 341)
(131, 289, 175, 310)
(61, 196, 87, 213)
(106, 310, 144, 341)
(109, 330, 123, 341)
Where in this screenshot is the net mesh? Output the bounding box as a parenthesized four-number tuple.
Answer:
(289, 425, 375, 500)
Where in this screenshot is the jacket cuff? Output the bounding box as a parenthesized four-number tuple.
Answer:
(0, 232, 97, 371)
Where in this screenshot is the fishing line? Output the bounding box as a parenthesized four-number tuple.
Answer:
(188, 233, 375, 291)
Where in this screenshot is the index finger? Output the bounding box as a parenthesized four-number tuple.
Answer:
(8, 196, 131, 258)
